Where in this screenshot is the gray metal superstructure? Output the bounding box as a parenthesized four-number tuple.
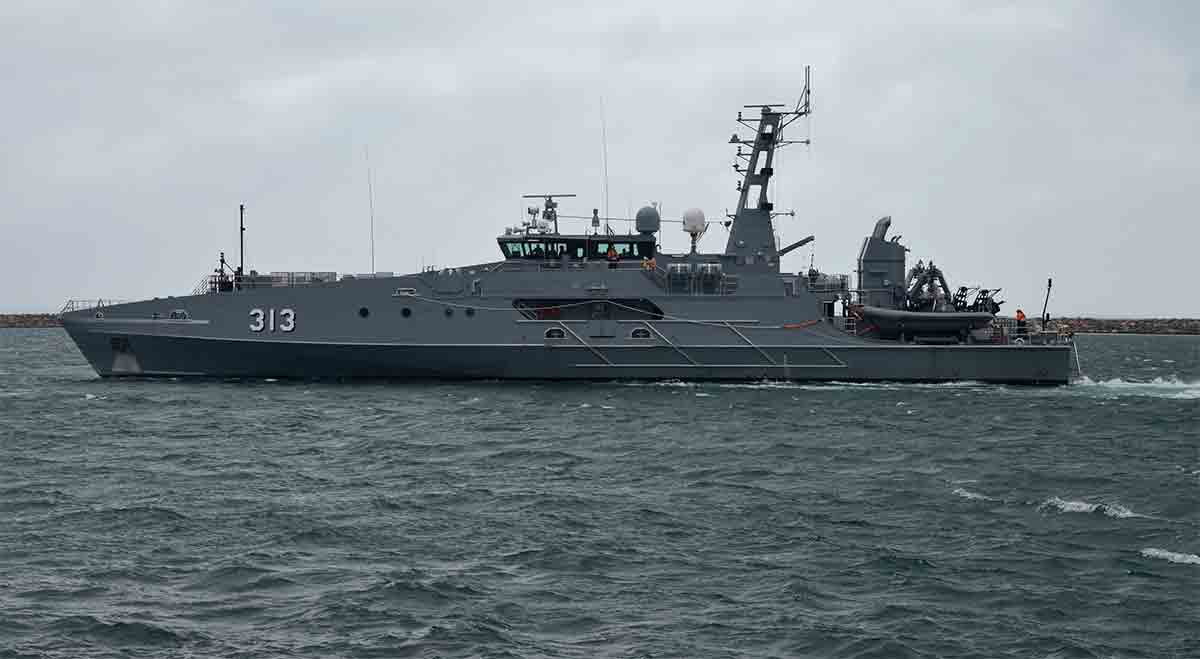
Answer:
(61, 81, 1074, 383)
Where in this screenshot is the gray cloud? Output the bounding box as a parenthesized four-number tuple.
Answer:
(2, 1, 1195, 315)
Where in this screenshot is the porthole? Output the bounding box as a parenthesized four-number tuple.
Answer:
(444, 307, 453, 317)
(630, 327, 652, 339)
(544, 327, 566, 339)
(465, 307, 475, 317)
(401, 307, 412, 318)
(358, 307, 370, 318)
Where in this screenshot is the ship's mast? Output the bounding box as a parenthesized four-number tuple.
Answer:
(238, 203, 245, 276)
(724, 67, 812, 268)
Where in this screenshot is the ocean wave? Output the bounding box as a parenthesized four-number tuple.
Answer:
(622, 379, 991, 392)
(1075, 376, 1200, 399)
(952, 487, 996, 501)
(1140, 548, 1200, 565)
(1039, 497, 1144, 518)
(49, 614, 191, 647)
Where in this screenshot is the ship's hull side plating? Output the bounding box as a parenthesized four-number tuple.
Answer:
(61, 277, 1072, 384)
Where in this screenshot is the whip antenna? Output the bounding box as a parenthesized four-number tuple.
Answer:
(601, 96, 610, 230)
(365, 146, 376, 275)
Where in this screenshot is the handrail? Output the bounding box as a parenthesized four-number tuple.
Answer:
(195, 271, 340, 294)
(60, 299, 128, 314)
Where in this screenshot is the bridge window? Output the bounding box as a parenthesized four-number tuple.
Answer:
(591, 241, 654, 259)
(502, 241, 571, 259)
(501, 238, 652, 260)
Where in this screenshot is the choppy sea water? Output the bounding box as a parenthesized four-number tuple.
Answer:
(0, 330, 1197, 658)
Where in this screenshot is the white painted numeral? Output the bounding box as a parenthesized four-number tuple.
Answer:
(279, 308, 295, 332)
(249, 308, 296, 333)
(249, 308, 265, 332)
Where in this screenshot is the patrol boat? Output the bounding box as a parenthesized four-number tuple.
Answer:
(60, 79, 1075, 383)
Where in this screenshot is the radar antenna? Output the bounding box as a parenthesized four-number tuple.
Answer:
(521, 194, 576, 234)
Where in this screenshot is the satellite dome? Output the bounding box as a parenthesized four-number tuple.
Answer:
(635, 205, 661, 234)
(682, 208, 707, 236)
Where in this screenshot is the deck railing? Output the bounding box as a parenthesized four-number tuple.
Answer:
(60, 299, 128, 314)
(196, 271, 342, 294)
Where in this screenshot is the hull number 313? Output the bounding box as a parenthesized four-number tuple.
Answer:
(249, 308, 296, 333)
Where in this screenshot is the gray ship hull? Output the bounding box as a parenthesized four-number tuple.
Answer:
(65, 330, 1072, 384)
(61, 275, 1072, 384)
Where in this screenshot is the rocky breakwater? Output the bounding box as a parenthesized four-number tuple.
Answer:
(1050, 318, 1200, 335)
(0, 314, 62, 328)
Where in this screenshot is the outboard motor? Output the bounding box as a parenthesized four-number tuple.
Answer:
(856, 216, 906, 308)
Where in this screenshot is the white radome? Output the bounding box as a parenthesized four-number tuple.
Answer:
(682, 208, 707, 236)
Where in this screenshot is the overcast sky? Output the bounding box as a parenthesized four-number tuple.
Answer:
(2, 1, 1196, 315)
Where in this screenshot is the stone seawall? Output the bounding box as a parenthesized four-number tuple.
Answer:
(1049, 317, 1200, 335)
(0, 314, 62, 328)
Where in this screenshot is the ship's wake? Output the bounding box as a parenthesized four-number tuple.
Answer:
(1074, 376, 1200, 399)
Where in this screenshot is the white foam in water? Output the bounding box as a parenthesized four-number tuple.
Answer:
(1101, 503, 1141, 518)
(953, 487, 996, 501)
(1141, 548, 1200, 565)
(622, 380, 698, 388)
(1075, 376, 1200, 400)
(1041, 496, 1100, 514)
(628, 379, 988, 392)
(715, 381, 799, 390)
(1040, 497, 1145, 518)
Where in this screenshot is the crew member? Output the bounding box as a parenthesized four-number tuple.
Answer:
(1015, 308, 1027, 340)
(606, 244, 619, 269)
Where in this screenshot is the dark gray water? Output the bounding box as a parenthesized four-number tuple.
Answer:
(1, 330, 1197, 658)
